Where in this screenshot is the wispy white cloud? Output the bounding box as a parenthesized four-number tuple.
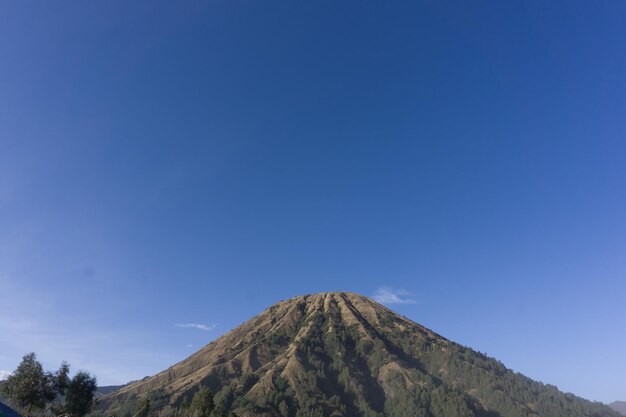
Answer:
(0, 370, 11, 380)
(175, 323, 216, 331)
(372, 287, 415, 305)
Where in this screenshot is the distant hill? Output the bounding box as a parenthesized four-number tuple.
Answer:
(97, 292, 620, 417)
(610, 402, 626, 416)
(96, 384, 129, 397)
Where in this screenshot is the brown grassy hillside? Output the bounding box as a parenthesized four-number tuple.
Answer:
(96, 292, 619, 417)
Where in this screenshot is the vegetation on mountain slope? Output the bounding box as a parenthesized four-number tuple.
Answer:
(95, 292, 619, 417)
(609, 402, 626, 416)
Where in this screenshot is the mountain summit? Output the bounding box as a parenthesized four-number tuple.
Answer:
(98, 292, 618, 417)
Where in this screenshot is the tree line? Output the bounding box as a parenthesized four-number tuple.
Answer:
(0, 353, 97, 417)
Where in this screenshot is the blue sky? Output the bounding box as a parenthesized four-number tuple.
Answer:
(1, 0, 625, 404)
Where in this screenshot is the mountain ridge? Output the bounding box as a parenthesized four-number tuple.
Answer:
(96, 292, 619, 417)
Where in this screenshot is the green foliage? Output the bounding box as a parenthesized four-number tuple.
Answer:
(238, 373, 257, 392)
(147, 389, 170, 411)
(0, 353, 65, 417)
(64, 371, 97, 417)
(190, 387, 214, 417)
(134, 398, 150, 417)
(0, 353, 101, 417)
(55, 362, 71, 397)
(211, 385, 236, 417)
(181, 397, 190, 410)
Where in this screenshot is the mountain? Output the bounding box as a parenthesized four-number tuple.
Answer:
(97, 292, 619, 417)
(95, 384, 129, 398)
(610, 402, 626, 416)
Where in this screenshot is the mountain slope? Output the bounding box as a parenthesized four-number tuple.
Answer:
(97, 292, 619, 417)
(95, 384, 129, 398)
(610, 402, 626, 416)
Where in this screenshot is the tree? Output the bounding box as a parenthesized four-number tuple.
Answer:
(0, 353, 57, 417)
(49, 362, 72, 416)
(64, 371, 97, 417)
(190, 387, 213, 417)
(54, 362, 71, 396)
(0, 353, 98, 417)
